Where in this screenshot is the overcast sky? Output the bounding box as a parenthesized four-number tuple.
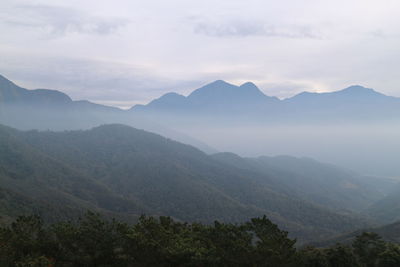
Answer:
(1, 0, 400, 108)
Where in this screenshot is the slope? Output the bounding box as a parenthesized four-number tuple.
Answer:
(0, 123, 374, 242)
(0, 125, 148, 223)
(211, 153, 394, 212)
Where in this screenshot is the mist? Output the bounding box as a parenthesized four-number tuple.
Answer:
(178, 122, 400, 177)
(2, 75, 399, 178)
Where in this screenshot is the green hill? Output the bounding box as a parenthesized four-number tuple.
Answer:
(0, 124, 381, 242)
(212, 153, 394, 212)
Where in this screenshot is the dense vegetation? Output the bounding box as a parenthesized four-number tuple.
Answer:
(0, 123, 384, 242)
(1, 213, 399, 267)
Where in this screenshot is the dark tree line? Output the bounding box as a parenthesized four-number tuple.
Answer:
(0, 213, 399, 267)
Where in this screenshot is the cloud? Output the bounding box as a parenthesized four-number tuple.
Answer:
(0, 4, 128, 37)
(0, 55, 207, 108)
(192, 18, 322, 39)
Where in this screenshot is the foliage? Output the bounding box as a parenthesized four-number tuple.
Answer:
(296, 232, 400, 267)
(1, 213, 399, 266)
(0, 213, 297, 266)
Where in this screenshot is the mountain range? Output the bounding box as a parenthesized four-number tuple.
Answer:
(132, 80, 400, 124)
(2, 73, 400, 177)
(0, 74, 217, 153)
(1, 74, 400, 243)
(2, 74, 400, 127)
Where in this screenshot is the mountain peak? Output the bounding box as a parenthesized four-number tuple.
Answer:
(338, 85, 379, 95)
(239, 82, 269, 98)
(209, 79, 232, 86)
(187, 80, 271, 100)
(136, 79, 278, 112)
(187, 80, 237, 100)
(289, 85, 387, 100)
(159, 92, 185, 99)
(240, 81, 257, 88)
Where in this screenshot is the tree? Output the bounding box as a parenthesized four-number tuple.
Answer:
(0, 215, 52, 266)
(353, 232, 386, 267)
(296, 246, 329, 267)
(326, 244, 359, 267)
(246, 215, 296, 267)
(378, 243, 400, 267)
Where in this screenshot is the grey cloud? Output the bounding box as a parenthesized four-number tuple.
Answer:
(192, 19, 322, 39)
(1, 4, 128, 37)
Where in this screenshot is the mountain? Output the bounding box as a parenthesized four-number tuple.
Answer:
(0, 123, 383, 242)
(2, 74, 400, 177)
(3, 73, 400, 130)
(282, 85, 400, 122)
(0, 74, 120, 129)
(0, 74, 216, 154)
(3, 74, 399, 124)
(132, 80, 279, 117)
(131, 81, 400, 123)
(128, 80, 400, 178)
(186, 80, 278, 110)
(0, 74, 114, 110)
(286, 85, 392, 105)
(0, 124, 146, 224)
(211, 153, 395, 212)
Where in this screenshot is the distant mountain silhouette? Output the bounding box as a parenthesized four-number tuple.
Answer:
(3, 74, 399, 123)
(133, 80, 279, 115)
(131, 80, 400, 123)
(285, 85, 398, 110)
(0, 74, 216, 153)
(187, 80, 278, 106)
(0, 74, 118, 110)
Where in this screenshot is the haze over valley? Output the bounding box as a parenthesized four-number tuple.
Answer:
(1, 75, 399, 177)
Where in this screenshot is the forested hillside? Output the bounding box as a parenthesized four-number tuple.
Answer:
(0, 124, 390, 242)
(212, 153, 393, 212)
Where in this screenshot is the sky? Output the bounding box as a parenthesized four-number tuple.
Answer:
(1, 0, 400, 108)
